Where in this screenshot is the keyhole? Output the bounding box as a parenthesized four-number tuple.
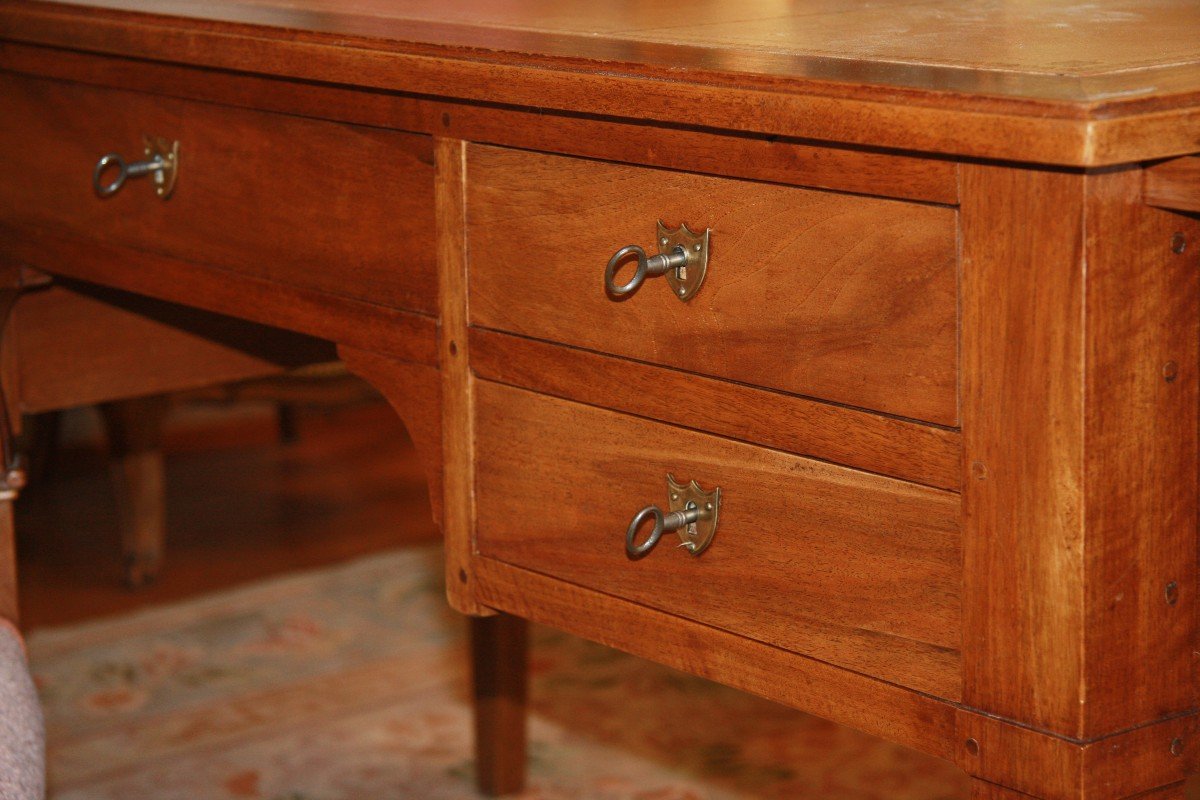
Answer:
(685, 500, 698, 538)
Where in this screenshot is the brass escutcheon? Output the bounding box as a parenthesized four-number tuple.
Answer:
(93, 135, 179, 200)
(604, 221, 711, 301)
(624, 474, 722, 559)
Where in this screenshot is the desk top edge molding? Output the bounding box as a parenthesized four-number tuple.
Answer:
(3, 0, 1200, 167)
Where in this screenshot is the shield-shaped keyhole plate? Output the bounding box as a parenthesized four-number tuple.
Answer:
(143, 135, 179, 199)
(666, 474, 721, 555)
(658, 221, 710, 302)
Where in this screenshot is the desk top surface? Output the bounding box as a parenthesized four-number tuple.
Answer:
(3, 0, 1199, 165)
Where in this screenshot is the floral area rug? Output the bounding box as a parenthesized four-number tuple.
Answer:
(28, 545, 970, 799)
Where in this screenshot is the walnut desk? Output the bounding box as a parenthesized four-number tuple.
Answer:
(2, 2, 1200, 797)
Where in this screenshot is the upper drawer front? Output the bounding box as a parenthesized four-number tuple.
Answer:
(0, 73, 435, 314)
(467, 145, 958, 426)
(474, 380, 962, 700)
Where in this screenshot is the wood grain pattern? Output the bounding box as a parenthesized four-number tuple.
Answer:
(0, 224, 438, 367)
(1080, 169, 1199, 735)
(0, 72, 436, 315)
(469, 329, 961, 491)
(474, 556, 959, 761)
(0, 42, 959, 206)
(962, 161, 1200, 745)
(12, 284, 329, 413)
(961, 164, 1089, 736)
(468, 145, 958, 426)
(1143, 157, 1200, 214)
(3, 0, 1200, 165)
(474, 381, 962, 699)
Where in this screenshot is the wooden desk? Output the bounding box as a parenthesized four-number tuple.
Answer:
(2, 2, 1200, 797)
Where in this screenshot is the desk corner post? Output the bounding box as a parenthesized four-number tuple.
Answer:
(434, 135, 530, 794)
(434, 136, 490, 617)
(960, 162, 1200, 798)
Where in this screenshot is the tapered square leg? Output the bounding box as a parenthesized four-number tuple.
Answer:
(470, 613, 528, 796)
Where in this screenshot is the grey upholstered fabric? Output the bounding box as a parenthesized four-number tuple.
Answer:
(0, 621, 43, 800)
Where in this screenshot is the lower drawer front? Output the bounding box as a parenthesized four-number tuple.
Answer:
(474, 381, 962, 699)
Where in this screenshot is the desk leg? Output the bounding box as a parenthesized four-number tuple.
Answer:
(959, 161, 1200, 800)
(337, 345, 530, 792)
(471, 613, 528, 796)
(100, 396, 169, 588)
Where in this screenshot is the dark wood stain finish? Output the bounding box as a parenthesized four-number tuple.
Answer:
(474, 381, 962, 699)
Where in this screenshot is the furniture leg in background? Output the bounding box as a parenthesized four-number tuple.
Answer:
(6, 282, 336, 588)
(0, 486, 43, 800)
(471, 614, 528, 796)
(100, 395, 170, 587)
(0, 269, 25, 620)
(0, 493, 17, 623)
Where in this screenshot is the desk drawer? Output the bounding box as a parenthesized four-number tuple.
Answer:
(467, 145, 958, 426)
(0, 73, 435, 313)
(474, 380, 962, 699)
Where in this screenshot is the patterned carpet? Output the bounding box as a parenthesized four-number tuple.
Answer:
(28, 545, 970, 799)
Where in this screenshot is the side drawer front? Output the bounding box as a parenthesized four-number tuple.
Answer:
(0, 73, 435, 313)
(474, 380, 963, 700)
(467, 145, 958, 425)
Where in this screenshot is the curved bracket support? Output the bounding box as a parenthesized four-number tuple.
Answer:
(338, 344, 443, 527)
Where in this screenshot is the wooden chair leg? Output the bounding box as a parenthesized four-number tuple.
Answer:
(276, 403, 299, 445)
(471, 613, 528, 796)
(0, 498, 16, 624)
(100, 396, 170, 588)
(22, 411, 61, 487)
